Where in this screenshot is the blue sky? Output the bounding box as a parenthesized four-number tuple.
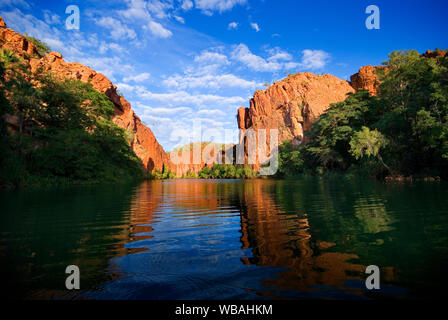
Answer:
(1, 0, 447, 150)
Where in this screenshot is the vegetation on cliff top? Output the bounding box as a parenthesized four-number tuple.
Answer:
(0, 49, 144, 188)
(24, 33, 51, 56)
(278, 49, 448, 180)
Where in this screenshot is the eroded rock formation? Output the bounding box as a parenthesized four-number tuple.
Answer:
(0, 16, 173, 173)
(237, 49, 442, 171)
(237, 73, 355, 170)
(350, 65, 385, 95)
(171, 143, 235, 176)
(422, 49, 447, 59)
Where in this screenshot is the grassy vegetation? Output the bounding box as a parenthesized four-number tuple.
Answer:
(24, 33, 51, 56)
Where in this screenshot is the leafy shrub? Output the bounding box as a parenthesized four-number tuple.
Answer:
(149, 164, 176, 180)
(278, 49, 448, 179)
(24, 33, 51, 56)
(198, 164, 257, 179)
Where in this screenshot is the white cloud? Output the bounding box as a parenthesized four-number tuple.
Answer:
(228, 22, 238, 30)
(174, 15, 185, 24)
(123, 72, 151, 83)
(147, 0, 173, 19)
(141, 114, 172, 123)
(1, 9, 55, 40)
(284, 62, 300, 69)
(163, 73, 262, 90)
(195, 0, 247, 14)
(117, 83, 135, 93)
(194, 50, 229, 65)
(98, 42, 125, 54)
(192, 117, 229, 127)
(42, 38, 64, 50)
(267, 49, 293, 62)
(43, 10, 61, 25)
(138, 89, 245, 107)
(250, 22, 260, 32)
(181, 0, 194, 11)
(147, 20, 173, 38)
(197, 109, 225, 116)
(231, 44, 282, 72)
(139, 104, 193, 115)
(117, 0, 173, 38)
(231, 44, 303, 73)
(300, 49, 330, 69)
(119, 0, 151, 20)
(95, 17, 137, 40)
(0, 0, 30, 9)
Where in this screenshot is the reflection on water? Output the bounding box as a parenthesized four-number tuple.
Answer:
(1, 178, 448, 299)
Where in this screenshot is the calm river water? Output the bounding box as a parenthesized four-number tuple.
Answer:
(1, 178, 447, 300)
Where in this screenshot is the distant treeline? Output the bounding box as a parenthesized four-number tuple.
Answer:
(149, 164, 258, 180)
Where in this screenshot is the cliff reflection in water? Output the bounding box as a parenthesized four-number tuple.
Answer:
(103, 179, 405, 299)
(237, 179, 370, 298)
(1, 179, 448, 299)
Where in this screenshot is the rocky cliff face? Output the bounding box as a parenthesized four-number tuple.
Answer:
(422, 49, 447, 59)
(171, 143, 234, 176)
(237, 73, 356, 170)
(0, 16, 173, 173)
(350, 65, 384, 95)
(236, 64, 398, 170)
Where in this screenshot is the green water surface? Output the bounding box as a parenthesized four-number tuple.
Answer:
(1, 178, 447, 299)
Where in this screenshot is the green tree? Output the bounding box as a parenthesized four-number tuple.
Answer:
(278, 140, 305, 176)
(304, 90, 375, 171)
(349, 126, 390, 173)
(0, 48, 144, 187)
(277, 49, 448, 179)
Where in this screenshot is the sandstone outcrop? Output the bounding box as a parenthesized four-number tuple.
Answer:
(237, 73, 355, 170)
(0, 16, 173, 173)
(422, 49, 447, 59)
(350, 50, 446, 95)
(350, 65, 385, 95)
(171, 143, 234, 176)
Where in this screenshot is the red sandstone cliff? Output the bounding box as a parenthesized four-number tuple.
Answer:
(236, 62, 400, 170)
(238, 73, 355, 137)
(236, 49, 441, 170)
(237, 73, 356, 170)
(0, 16, 173, 173)
(171, 143, 234, 176)
(350, 65, 385, 95)
(4, 16, 441, 176)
